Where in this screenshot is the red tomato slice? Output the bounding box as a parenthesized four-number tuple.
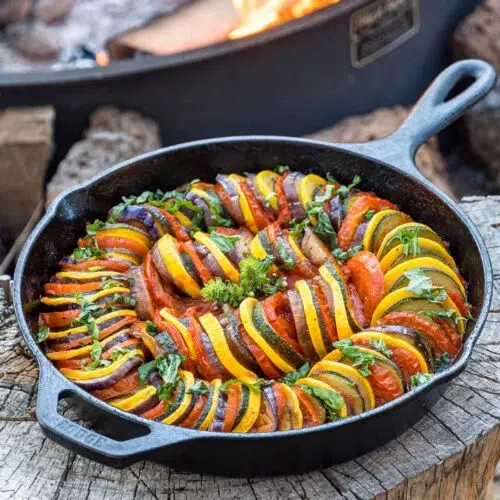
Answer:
(367, 362, 404, 406)
(338, 195, 397, 249)
(60, 259, 131, 272)
(376, 312, 461, 358)
(239, 178, 274, 229)
(345, 251, 384, 320)
(275, 174, 293, 223)
(222, 383, 242, 432)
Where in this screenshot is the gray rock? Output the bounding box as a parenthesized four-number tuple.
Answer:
(0, 0, 32, 25)
(307, 106, 454, 198)
(0, 106, 54, 243)
(46, 107, 161, 204)
(6, 21, 59, 59)
(453, 0, 500, 190)
(33, 0, 74, 23)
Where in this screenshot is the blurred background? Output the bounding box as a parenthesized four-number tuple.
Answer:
(0, 1, 499, 284)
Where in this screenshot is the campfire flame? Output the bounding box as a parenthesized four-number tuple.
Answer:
(96, 50, 110, 67)
(229, 0, 341, 39)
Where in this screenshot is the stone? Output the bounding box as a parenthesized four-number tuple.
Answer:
(453, 0, 500, 190)
(46, 107, 161, 204)
(307, 106, 454, 197)
(453, 0, 500, 67)
(33, 0, 74, 23)
(6, 20, 59, 59)
(0, 106, 54, 244)
(0, 0, 32, 25)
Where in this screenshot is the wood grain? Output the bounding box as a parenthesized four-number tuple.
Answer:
(1, 196, 499, 500)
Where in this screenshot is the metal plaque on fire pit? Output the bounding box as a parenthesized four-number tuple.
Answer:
(350, 0, 420, 68)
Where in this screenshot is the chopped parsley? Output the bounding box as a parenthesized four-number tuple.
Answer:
(109, 347, 128, 362)
(410, 372, 432, 389)
(289, 219, 310, 239)
(276, 242, 296, 270)
(314, 212, 338, 250)
(369, 338, 392, 358)
(434, 353, 451, 373)
(404, 268, 447, 303)
(299, 385, 345, 422)
(82, 339, 111, 371)
(187, 380, 211, 395)
(337, 175, 361, 198)
(201, 256, 286, 308)
(73, 244, 102, 261)
(101, 280, 122, 290)
(397, 227, 421, 257)
(37, 326, 50, 343)
(71, 293, 103, 339)
(138, 353, 185, 401)
(421, 309, 465, 325)
(281, 363, 310, 385)
(220, 378, 272, 392)
(333, 339, 375, 377)
(274, 165, 290, 174)
(210, 232, 240, 253)
(332, 245, 362, 265)
(364, 209, 376, 221)
(145, 321, 158, 334)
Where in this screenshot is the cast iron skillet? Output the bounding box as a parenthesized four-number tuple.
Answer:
(13, 59, 496, 476)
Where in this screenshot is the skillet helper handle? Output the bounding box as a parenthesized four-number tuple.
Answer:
(341, 59, 497, 178)
(36, 364, 194, 467)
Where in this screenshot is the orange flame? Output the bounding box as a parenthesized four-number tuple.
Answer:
(229, 0, 341, 39)
(96, 50, 110, 67)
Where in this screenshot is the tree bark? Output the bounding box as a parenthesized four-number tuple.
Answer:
(1, 196, 499, 499)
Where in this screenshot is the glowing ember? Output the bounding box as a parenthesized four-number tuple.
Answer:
(229, 0, 342, 39)
(96, 50, 110, 67)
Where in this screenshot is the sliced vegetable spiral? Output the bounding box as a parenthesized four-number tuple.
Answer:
(37, 169, 471, 432)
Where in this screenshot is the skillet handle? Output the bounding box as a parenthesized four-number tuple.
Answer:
(340, 59, 496, 179)
(36, 363, 197, 467)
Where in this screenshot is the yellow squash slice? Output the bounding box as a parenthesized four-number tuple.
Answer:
(254, 170, 280, 210)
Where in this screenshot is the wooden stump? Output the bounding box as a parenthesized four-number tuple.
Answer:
(0, 197, 499, 499)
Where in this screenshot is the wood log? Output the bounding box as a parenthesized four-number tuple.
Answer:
(0, 196, 499, 499)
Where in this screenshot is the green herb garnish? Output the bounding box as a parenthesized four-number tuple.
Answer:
(421, 309, 465, 325)
(201, 256, 286, 308)
(404, 268, 447, 303)
(274, 165, 290, 174)
(313, 212, 339, 250)
(101, 280, 122, 290)
(364, 210, 376, 221)
(210, 232, 240, 253)
(109, 347, 128, 362)
(82, 340, 111, 371)
(187, 380, 211, 395)
(333, 339, 375, 376)
(86, 220, 106, 236)
(37, 326, 50, 343)
(280, 363, 310, 385)
(289, 219, 310, 238)
(337, 175, 361, 198)
(138, 353, 185, 400)
(369, 338, 392, 358)
(397, 227, 421, 257)
(276, 242, 296, 270)
(299, 385, 345, 422)
(434, 353, 451, 373)
(332, 245, 362, 265)
(410, 372, 432, 389)
(73, 244, 102, 261)
(145, 321, 158, 334)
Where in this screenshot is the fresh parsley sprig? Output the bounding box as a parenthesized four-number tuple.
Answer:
(138, 353, 185, 401)
(333, 339, 375, 377)
(299, 385, 345, 422)
(404, 268, 447, 303)
(332, 245, 362, 265)
(280, 363, 310, 385)
(410, 372, 432, 389)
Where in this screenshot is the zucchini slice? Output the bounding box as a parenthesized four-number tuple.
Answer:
(377, 223, 445, 261)
(197, 379, 222, 430)
(156, 234, 201, 298)
(163, 370, 195, 424)
(159, 308, 197, 361)
(371, 289, 465, 336)
(276, 383, 304, 430)
(194, 232, 240, 283)
(199, 312, 258, 382)
(319, 261, 361, 338)
(295, 280, 330, 359)
(240, 298, 304, 373)
(350, 331, 429, 376)
(379, 238, 458, 273)
(310, 359, 375, 412)
(254, 170, 280, 210)
(294, 377, 348, 419)
(362, 210, 412, 253)
(297, 174, 327, 223)
(383, 257, 465, 298)
(233, 384, 262, 432)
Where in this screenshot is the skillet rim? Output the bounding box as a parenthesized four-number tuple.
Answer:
(12, 135, 493, 445)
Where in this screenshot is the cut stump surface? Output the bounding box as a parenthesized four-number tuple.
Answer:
(0, 196, 499, 499)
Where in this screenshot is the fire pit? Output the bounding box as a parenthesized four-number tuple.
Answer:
(0, 0, 484, 163)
